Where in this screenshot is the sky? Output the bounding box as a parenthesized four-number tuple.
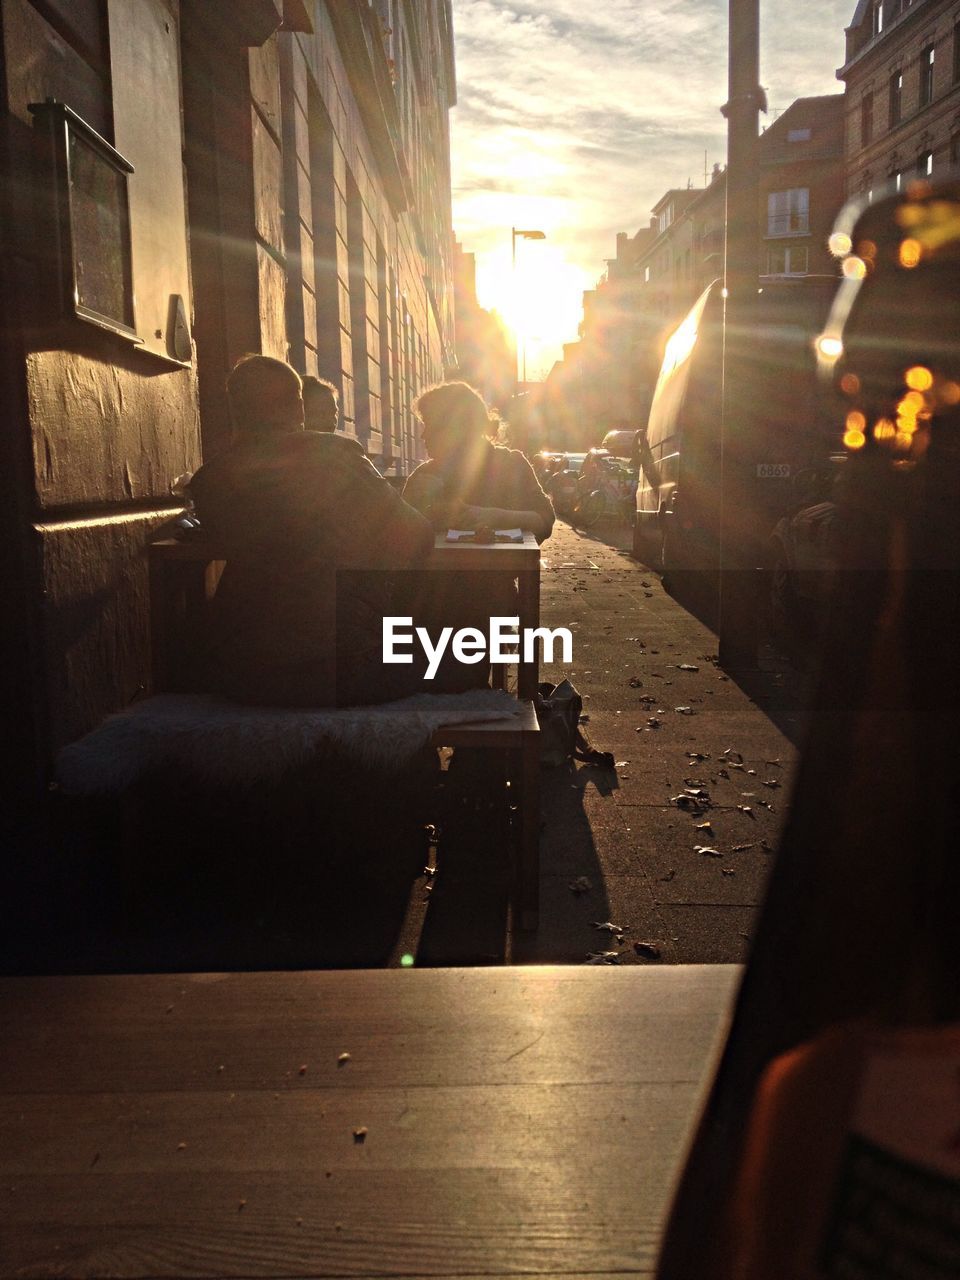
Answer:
(449, 0, 855, 379)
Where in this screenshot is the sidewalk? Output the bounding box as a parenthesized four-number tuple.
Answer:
(414, 518, 810, 967)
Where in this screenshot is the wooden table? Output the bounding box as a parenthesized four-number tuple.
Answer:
(0, 965, 738, 1279)
(426, 531, 541, 700)
(150, 531, 542, 699)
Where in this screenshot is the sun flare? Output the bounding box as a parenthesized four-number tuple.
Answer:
(473, 238, 591, 379)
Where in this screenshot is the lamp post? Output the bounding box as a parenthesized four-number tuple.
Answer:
(717, 0, 762, 670)
(511, 227, 546, 388)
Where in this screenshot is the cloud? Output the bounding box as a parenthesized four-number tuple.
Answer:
(450, 0, 855, 375)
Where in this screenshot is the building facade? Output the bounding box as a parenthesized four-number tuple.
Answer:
(0, 0, 457, 803)
(840, 0, 960, 195)
(547, 95, 845, 445)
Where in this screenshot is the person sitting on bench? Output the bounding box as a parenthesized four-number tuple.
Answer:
(190, 355, 434, 707)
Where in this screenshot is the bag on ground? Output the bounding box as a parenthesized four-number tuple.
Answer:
(535, 679, 614, 769)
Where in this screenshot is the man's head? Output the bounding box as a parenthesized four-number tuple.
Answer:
(302, 376, 340, 433)
(414, 381, 496, 464)
(226, 355, 304, 437)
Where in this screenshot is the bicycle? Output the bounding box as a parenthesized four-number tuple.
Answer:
(574, 458, 637, 529)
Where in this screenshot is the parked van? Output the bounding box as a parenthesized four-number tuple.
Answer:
(633, 276, 838, 578)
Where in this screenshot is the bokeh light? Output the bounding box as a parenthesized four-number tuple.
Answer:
(904, 366, 933, 392)
(829, 232, 852, 257)
(899, 238, 922, 269)
(842, 256, 867, 280)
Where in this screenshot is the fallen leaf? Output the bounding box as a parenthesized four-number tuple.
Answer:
(353, 1127, 368, 1143)
(591, 921, 628, 933)
(634, 942, 662, 959)
(586, 951, 621, 965)
(695, 845, 723, 858)
(722, 748, 744, 762)
(568, 875, 593, 894)
(737, 805, 754, 817)
(672, 794, 704, 811)
(675, 706, 695, 715)
(732, 843, 755, 852)
(677, 664, 700, 672)
(721, 868, 736, 877)
(694, 821, 714, 832)
(763, 779, 782, 789)
(337, 1053, 351, 1067)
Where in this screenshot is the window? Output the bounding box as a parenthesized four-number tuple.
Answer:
(767, 245, 809, 276)
(920, 44, 935, 107)
(917, 150, 933, 177)
(787, 127, 811, 142)
(644, 265, 650, 283)
(861, 92, 874, 145)
(889, 70, 902, 126)
(871, 0, 883, 37)
(893, 169, 903, 191)
(767, 188, 809, 236)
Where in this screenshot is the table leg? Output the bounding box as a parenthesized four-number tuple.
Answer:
(517, 565, 541, 701)
(517, 734, 540, 931)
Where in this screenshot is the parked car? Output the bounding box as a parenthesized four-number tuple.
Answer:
(600, 428, 640, 461)
(547, 451, 586, 518)
(633, 275, 839, 585)
(533, 450, 567, 483)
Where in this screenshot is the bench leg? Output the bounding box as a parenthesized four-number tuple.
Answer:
(517, 736, 540, 931)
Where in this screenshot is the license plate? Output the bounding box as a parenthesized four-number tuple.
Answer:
(757, 463, 791, 478)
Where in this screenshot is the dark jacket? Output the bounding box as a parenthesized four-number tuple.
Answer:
(191, 430, 433, 706)
(403, 440, 555, 543)
(400, 442, 553, 652)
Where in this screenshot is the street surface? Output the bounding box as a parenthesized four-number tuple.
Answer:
(408, 517, 813, 967)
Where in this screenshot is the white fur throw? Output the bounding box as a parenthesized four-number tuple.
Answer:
(57, 690, 521, 795)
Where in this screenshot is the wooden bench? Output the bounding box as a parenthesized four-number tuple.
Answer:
(148, 534, 542, 929)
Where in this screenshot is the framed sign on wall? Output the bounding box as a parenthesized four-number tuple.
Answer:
(29, 98, 140, 344)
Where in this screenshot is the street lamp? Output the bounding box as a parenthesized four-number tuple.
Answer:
(511, 227, 546, 386)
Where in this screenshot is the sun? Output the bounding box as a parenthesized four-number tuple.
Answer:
(475, 240, 590, 379)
